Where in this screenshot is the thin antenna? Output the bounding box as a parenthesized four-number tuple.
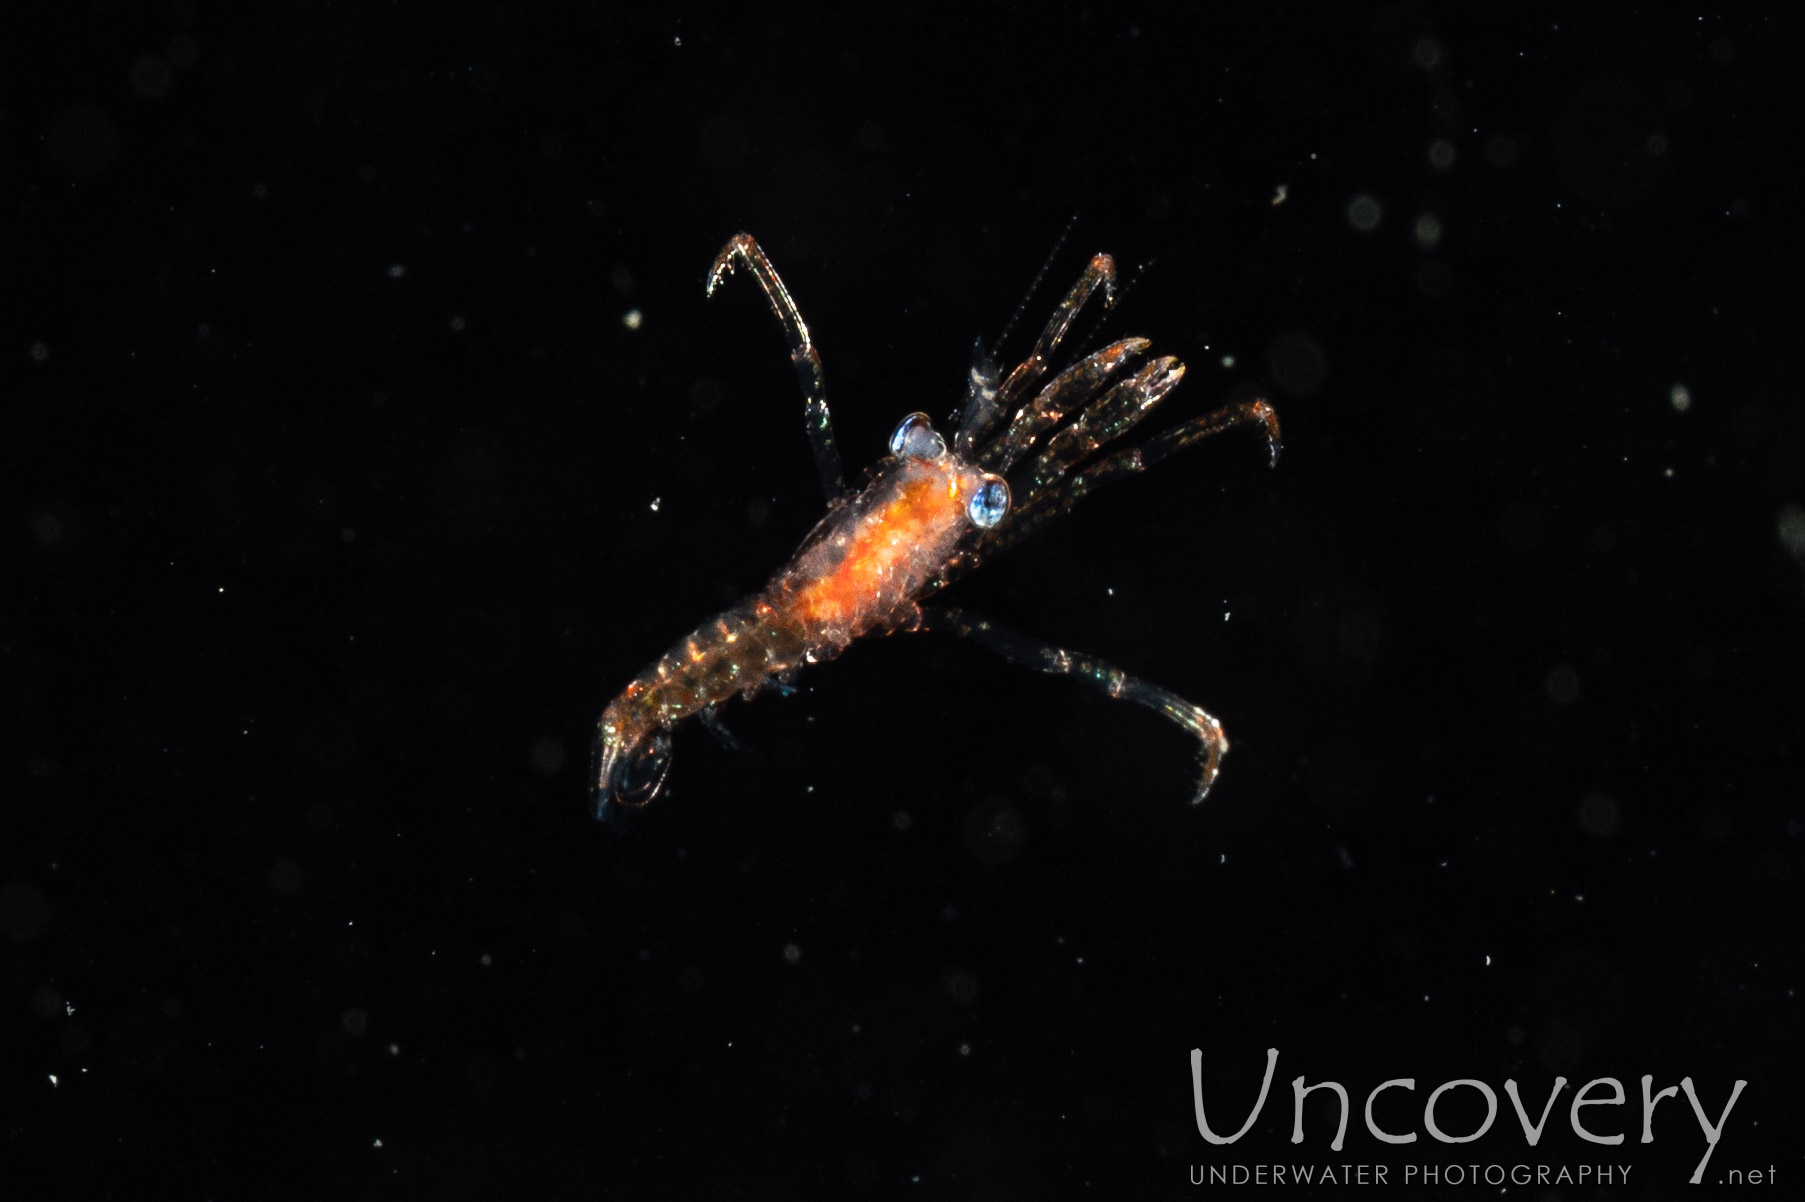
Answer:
(989, 212, 1079, 359)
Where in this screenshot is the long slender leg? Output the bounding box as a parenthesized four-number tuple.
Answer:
(961, 253, 1118, 454)
(980, 338, 1150, 475)
(991, 398, 1281, 557)
(1015, 355, 1184, 500)
(1135, 398, 1283, 472)
(707, 234, 846, 500)
(953, 218, 1076, 458)
(916, 606, 1231, 803)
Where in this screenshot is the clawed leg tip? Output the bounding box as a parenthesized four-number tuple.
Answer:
(1190, 747, 1225, 805)
(706, 234, 758, 296)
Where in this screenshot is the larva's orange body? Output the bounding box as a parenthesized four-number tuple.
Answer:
(593, 233, 1281, 822)
(596, 453, 997, 798)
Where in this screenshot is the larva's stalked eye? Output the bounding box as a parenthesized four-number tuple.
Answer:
(967, 474, 1011, 529)
(888, 412, 947, 459)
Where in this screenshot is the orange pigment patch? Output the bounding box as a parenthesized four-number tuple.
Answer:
(795, 472, 961, 628)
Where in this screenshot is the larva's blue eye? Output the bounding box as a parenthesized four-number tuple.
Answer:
(888, 412, 947, 459)
(967, 475, 1011, 528)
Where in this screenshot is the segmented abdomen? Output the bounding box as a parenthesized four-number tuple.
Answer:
(610, 599, 808, 730)
(612, 456, 981, 734)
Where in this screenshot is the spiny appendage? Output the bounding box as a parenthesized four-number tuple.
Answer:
(706, 234, 815, 370)
(1014, 355, 1185, 505)
(1162, 695, 1230, 805)
(704, 234, 767, 299)
(918, 606, 1230, 804)
(983, 395, 1280, 561)
(705, 232, 844, 499)
(1066, 651, 1231, 805)
(1131, 398, 1282, 472)
(975, 252, 1118, 449)
(980, 337, 1151, 475)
